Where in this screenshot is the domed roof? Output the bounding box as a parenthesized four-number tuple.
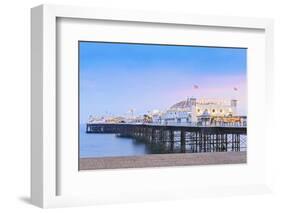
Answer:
(170, 100, 188, 109)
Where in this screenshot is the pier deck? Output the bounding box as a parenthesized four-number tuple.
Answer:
(86, 123, 247, 153)
(86, 123, 247, 134)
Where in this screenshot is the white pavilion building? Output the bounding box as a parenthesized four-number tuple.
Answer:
(151, 97, 240, 125)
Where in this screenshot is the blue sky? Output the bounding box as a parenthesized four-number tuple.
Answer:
(79, 42, 247, 123)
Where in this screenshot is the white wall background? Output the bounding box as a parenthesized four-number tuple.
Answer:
(0, 0, 280, 212)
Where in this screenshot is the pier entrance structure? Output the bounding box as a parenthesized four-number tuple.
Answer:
(86, 123, 247, 153)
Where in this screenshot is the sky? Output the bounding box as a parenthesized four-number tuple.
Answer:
(79, 41, 247, 123)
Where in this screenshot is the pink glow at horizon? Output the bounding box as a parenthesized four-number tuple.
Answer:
(163, 74, 247, 115)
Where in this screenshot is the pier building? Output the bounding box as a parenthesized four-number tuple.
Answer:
(88, 97, 245, 126)
(151, 97, 243, 126)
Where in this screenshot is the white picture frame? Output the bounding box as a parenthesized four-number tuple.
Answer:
(31, 4, 274, 208)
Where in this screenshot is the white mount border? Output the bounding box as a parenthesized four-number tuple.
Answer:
(31, 4, 274, 208)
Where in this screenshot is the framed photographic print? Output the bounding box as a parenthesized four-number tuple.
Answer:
(31, 4, 274, 208)
(78, 41, 247, 170)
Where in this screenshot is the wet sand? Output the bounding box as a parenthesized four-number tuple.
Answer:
(79, 151, 246, 170)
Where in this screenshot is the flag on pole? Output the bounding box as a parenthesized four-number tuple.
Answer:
(233, 87, 238, 91)
(193, 85, 199, 89)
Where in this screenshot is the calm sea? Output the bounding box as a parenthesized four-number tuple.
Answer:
(79, 124, 150, 158)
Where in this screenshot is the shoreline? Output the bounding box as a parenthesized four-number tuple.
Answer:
(79, 151, 247, 170)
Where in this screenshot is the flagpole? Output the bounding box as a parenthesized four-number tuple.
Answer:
(233, 87, 238, 100)
(193, 84, 199, 99)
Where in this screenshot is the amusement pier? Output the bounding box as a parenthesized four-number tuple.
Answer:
(85, 97, 247, 154)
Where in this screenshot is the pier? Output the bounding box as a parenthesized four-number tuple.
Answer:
(86, 123, 247, 153)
